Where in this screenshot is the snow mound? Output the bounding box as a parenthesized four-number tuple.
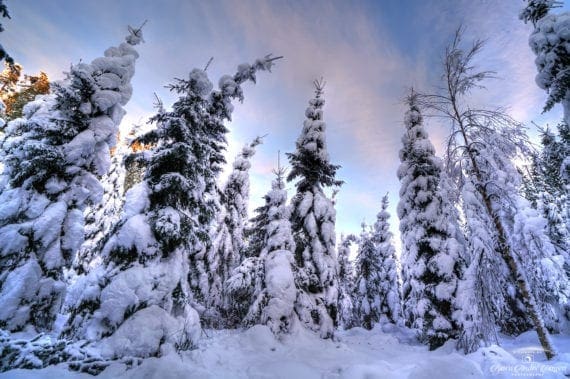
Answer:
(2, 317, 570, 378)
(100, 305, 199, 358)
(408, 354, 483, 378)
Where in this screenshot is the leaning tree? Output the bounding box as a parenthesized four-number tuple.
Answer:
(419, 28, 568, 359)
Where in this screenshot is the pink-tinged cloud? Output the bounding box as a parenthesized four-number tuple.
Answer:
(4, 0, 563, 247)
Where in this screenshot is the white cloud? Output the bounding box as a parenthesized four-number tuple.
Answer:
(213, 0, 432, 240)
(5, 0, 559, 251)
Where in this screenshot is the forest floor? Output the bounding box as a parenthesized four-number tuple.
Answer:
(2, 323, 570, 378)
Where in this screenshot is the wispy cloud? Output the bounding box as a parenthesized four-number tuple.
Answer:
(3, 6, 89, 80)
(225, 0, 421, 165)
(4, 0, 560, 245)
(210, 0, 432, 237)
(413, 0, 564, 133)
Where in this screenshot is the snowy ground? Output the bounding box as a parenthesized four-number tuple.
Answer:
(2, 325, 570, 378)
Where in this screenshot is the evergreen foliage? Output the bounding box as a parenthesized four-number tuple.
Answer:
(370, 194, 402, 325)
(522, 1, 570, 116)
(397, 91, 463, 350)
(353, 224, 381, 330)
(64, 53, 280, 358)
(227, 167, 297, 335)
(0, 26, 141, 333)
(287, 79, 342, 338)
(337, 233, 356, 330)
(206, 137, 262, 327)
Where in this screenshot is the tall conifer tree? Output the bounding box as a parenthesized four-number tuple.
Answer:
(287, 79, 342, 338)
(371, 194, 402, 325)
(397, 91, 462, 349)
(65, 55, 279, 357)
(206, 137, 262, 326)
(0, 27, 142, 332)
(337, 233, 356, 330)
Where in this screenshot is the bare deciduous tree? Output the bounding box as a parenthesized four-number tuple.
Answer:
(418, 28, 557, 359)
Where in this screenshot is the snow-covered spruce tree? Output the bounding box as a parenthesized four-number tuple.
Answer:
(520, 154, 543, 208)
(63, 68, 208, 357)
(244, 194, 271, 259)
(205, 136, 262, 327)
(227, 168, 298, 334)
(232, 183, 274, 320)
(243, 152, 287, 260)
(559, 122, 570, 229)
(397, 90, 463, 350)
(539, 127, 567, 195)
(537, 191, 569, 259)
(0, 27, 141, 332)
(73, 130, 135, 274)
(352, 224, 381, 330)
(0, 66, 50, 192)
(371, 193, 402, 325)
(419, 29, 568, 359)
(287, 79, 342, 338)
(519, 126, 569, 260)
(64, 56, 280, 358)
(521, 1, 570, 258)
(225, 158, 286, 327)
(537, 127, 569, 256)
(352, 194, 403, 331)
(186, 55, 280, 318)
(520, 1, 569, 120)
(225, 171, 275, 328)
(337, 233, 356, 330)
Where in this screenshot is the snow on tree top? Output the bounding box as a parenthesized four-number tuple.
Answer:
(126, 21, 147, 45)
(520, 0, 563, 25)
(235, 54, 283, 84)
(188, 68, 214, 98)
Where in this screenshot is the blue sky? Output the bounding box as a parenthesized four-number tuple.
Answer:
(3, 0, 568, 247)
